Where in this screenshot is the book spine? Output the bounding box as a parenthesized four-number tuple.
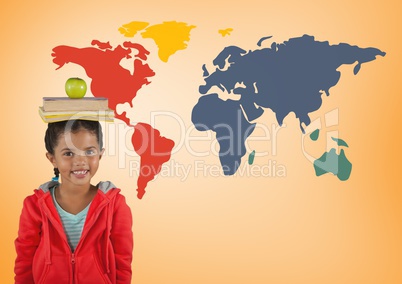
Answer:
(43, 99, 109, 111)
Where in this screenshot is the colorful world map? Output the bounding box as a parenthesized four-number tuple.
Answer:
(51, 21, 385, 198)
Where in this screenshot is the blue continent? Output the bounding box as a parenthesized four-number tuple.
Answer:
(193, 34, 385, 175)
(191, 94, 256, 175)
(199, 34, 386, 133)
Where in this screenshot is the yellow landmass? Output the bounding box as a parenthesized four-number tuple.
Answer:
(141, 21, 196, 62)
(219, 28, 233, 37)
(119, 21, 150, 37)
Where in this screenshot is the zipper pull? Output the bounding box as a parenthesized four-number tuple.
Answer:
(71, 253, 76, 284)
(71, 253, 76, 265)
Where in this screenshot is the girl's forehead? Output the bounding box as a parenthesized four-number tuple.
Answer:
(57, 130, 99, 148)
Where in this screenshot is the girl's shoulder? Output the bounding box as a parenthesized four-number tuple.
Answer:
(37, 180, 59, 193)
(96, 181, 118, 194)
(23, 180, 56, 202)
(96, 181, 127, 202)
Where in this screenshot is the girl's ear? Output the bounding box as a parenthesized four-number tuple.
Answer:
(46, 152, 57, 167)
(99, 148, 105, 160)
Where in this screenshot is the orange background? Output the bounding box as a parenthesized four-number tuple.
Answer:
(1, 0, 401, 283)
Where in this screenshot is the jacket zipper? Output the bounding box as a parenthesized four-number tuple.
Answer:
(41, 192, 110, 283)
(71, 253, 76, 284)
(69, 208, 106, 284)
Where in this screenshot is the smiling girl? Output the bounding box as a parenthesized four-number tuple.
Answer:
(14, 119, 133, 284)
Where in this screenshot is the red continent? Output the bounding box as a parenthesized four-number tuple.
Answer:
(52, 41, 155, 124)
(132, 123, 175, 199)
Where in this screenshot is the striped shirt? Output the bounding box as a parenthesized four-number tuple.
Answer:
(50, 187, 91, 252)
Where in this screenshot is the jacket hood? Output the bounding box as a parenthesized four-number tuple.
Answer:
(38, 180, 117, 194)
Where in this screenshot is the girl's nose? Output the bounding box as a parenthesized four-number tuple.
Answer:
(73, 154, 87, 165)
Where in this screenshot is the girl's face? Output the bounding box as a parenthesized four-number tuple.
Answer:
(46, 129, 104, 188)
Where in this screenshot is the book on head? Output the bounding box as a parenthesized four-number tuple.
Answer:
(39, 97, 114, 123)
(39, 107, 114, 123)
(38, 107, 114, 123)
(42, 97, 109, 111)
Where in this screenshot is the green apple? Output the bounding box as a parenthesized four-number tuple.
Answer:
(65, 77, 87, 98)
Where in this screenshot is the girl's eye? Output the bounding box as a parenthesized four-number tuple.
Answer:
(63, 152, 73, 157)
(86, 149, 96, 156)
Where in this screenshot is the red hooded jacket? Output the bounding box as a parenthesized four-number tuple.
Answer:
(14, 181, 133, 284)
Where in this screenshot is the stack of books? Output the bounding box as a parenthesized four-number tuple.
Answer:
(39, 97, 114, 123)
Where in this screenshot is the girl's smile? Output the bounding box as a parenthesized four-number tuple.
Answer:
(71, 170, 89, 178)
